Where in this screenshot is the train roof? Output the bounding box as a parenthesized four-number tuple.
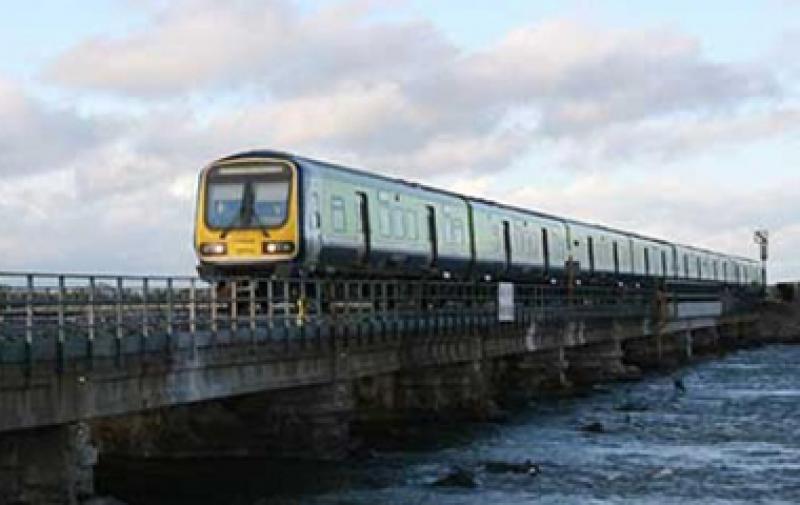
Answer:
(213, 150, 758, 264)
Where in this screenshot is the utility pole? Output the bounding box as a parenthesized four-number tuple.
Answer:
(754, 230, 768, 288)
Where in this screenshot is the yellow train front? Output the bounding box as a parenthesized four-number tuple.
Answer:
(194, 152, 300, 280)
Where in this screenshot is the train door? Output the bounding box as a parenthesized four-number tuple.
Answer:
(426, 205, 437, 267)
(541, 228, 550, 274)
(612, 241, 620, 275)
(661, 251, 668, 279)
(356, 192, 370, 264)
(502, 220, 511, 271)
(587, 236, 595, 275)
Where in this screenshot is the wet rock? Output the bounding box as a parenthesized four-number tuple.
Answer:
(580, 421, 606, 434)
(483, 459, 541, 476)
(486, 407, 511, 424)
(82, 496, 128, 505)
(432, 466, 477, 488)
(614, 400, 650, 412)
(649, 467, 675, 479)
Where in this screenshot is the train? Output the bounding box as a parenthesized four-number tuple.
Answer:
(193, 150, 763, 290)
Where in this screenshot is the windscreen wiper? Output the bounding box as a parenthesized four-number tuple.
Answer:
(220, 183, 254, 239)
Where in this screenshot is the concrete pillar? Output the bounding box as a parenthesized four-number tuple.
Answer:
(513, 348, 570, 392)
(565, 340, 638, 385)
(0, 422, 97, 505)
(684, 330, 693, 359)
(93, 383, 356, 462)
(395, 362, 493, 420)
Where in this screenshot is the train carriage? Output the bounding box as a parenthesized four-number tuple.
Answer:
(194, 149, 763, 294)
(470, 201, 568, 280)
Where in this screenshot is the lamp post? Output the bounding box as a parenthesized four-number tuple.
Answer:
(754, 230, 768, 288)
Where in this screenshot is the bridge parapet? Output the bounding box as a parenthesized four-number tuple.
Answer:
(0, 272, 677, 371)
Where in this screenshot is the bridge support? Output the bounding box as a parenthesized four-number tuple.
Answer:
(93, 382, 356, 462)
(565, 340, 639, 386)
(508, 348, 570, 392)
(394, 361, 495, 420)
(0, 422, 97, 505)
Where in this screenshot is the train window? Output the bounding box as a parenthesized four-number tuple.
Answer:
(453, 218, 465, 245)
(661, 251, 667, 277)
(331, 196, 346, 233)
(696, 257, 702, 279)
(683, 255, 689, 278)
(406, 210, 418, 240)
(379, 205, 391, 237)
(587, 236, 595, 273)
(612, 241, 619, 273)
(713, 261, 719, 280)
(723, 262, 728, 280)
(391, 208, 405, 239)
(312, 192, 320, 229)
(444, 217, 453, 243)
(643, 247, 650, 275)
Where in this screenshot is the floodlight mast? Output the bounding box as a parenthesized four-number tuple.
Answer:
(754, 230, 768, 288)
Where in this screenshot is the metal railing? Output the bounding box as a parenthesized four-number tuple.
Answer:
(0, 271, 725, 371)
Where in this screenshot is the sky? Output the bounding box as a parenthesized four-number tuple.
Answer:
(0, 0, 797, 280)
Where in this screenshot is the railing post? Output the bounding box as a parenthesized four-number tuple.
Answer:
(116, 278, 123, 366)
(210, 282, 218, 342)
(315, 279, 323, 341)
(230, 280, 238, 335)
(141, 278, 149, 354)
(298, 280, 307, 338)
(249, 279, 257, 341)
(166, 278, 174, 352)
(25, 274, 34, 374)
(189, 279, 197, 337)
(283, 280, 291, 330)
(267, 279, 274, 334)
(57, 275, 65, 374)
(87, 276, 95, 368)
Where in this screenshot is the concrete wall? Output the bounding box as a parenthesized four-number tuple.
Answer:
(0, 308, 770, 505)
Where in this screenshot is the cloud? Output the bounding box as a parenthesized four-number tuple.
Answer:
(46, 0, 455, 98)
(1, 2, 795, 279)
(545, 106, 800, 169)
(44, 4, 782, 177)
(0, 167, 196, 275)
(0, 77, 113, 178)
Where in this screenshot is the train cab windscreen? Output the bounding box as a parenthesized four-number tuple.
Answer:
(206, 164, 291, 229)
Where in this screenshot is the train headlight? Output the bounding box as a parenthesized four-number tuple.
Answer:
(263, 241, 294, 254)
(200, 242, 227, 255)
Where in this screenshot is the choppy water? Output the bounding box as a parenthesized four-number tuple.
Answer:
(103, 345, 800, 504)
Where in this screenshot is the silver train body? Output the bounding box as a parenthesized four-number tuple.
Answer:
(203, 150, 763, 288)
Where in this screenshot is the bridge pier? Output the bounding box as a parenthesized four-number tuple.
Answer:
(93, 382, 356, 462)
(394, 361, 495, 420)
(507, 348, 570, 392)
(565, 339, 638, 386)
(0, 422, 96, 505)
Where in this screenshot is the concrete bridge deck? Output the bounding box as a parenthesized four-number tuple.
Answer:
(0, 271, 762, 505)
